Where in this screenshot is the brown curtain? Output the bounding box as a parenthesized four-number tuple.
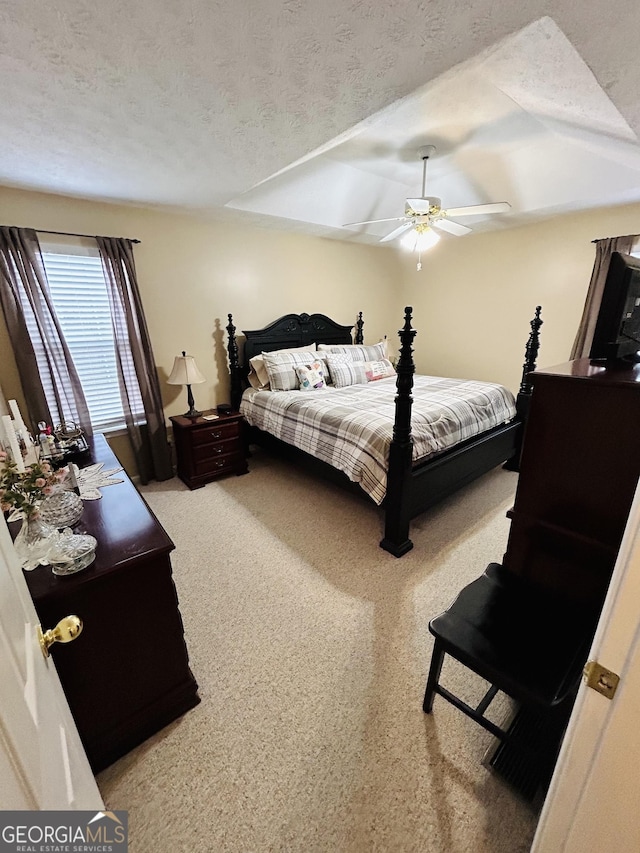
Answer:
(0, 226, 92, 436)
(570, 234, 640, 359)
(96, 236, 172, 483)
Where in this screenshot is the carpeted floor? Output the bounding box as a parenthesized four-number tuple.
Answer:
(97, 448, 540, 852)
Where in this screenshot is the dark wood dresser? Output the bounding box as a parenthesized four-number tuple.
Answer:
(170, 409, 248, 489)
(503, 358, 640, 610)
(22, 435, 200, 772)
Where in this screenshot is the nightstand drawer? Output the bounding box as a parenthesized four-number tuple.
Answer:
(192, 438, 239, 462)
(194, 451, 243, 477)
(190, 420, 240, 446)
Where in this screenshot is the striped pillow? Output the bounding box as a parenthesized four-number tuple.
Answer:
(327, 356, 395, 388)
(317, 341, 386, 362)
(249, 343, 318, 389)
(262, 350, 323, 391)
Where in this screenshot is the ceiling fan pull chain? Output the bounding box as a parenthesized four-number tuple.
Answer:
(417, 249, 422, 271)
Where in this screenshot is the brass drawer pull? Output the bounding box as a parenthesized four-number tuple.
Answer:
(211, 430, 222, 439)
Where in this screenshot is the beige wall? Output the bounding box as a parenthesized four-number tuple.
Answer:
(1, 184, 638, 473)
(397, 204, 640, 391)
(0, 186, 401, 472)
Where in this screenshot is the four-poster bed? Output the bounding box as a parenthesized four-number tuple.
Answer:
(226, 307, 543, 556)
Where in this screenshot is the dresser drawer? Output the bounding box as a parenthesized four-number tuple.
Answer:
(190, 420, 240, 446)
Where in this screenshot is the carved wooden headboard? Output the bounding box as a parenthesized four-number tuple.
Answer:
(242, 311, 361, 363)
(226, 311, 363, 409)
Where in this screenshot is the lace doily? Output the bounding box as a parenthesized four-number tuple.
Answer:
(74, 462, 124, 500)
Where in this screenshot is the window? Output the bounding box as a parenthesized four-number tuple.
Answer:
(23, 242, 144, 432)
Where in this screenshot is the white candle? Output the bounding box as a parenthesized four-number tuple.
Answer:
(2, 415, 25, 473)
(68, 462, 79, 494)
(8, 399, 26, 433)
(1, 415, 13, 452)
(0, 384, 8, 417)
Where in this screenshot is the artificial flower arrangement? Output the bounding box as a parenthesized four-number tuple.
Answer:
(0, 449, 64, 519)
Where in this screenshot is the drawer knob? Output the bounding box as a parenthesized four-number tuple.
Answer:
(215, 460, 225, 468)
(37, 615, 83, 659)
(211, 430, 222, 439)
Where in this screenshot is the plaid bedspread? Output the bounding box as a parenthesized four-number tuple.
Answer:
(240, 375, 516, 504)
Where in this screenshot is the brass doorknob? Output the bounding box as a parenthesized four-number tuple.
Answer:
(37, 615, 83, 659)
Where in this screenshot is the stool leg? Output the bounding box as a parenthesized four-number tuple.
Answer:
(423, 639, 445, 713)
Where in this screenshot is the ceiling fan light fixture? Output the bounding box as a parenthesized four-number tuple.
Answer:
(400, 225, 440, 253)
(342, 144, 510, 254)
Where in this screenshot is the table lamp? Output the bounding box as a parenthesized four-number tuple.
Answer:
(167, 351, 206, 418)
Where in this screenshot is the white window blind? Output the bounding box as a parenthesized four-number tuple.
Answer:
(26, 250, 144, 432)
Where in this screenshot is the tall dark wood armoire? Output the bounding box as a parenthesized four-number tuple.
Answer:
(487, 357, 640, 796)
(503, 358, 640, 611)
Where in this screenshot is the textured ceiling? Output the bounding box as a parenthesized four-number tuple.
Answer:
(1, 1, 640, 244)
(225, 18, 640, 242)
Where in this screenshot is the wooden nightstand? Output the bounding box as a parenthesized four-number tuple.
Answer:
(170, 409, 248, 489)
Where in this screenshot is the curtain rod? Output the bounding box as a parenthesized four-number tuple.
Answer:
(591, 234, 640, 243)
(34, 228, 140, 244)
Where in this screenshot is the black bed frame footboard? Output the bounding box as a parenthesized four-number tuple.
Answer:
(380, 305, 542, 556)
(226, 306, 542, 558)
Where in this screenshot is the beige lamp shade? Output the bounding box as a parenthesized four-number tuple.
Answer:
(167, 353, 206, 386)
(167, 351, 206, 418)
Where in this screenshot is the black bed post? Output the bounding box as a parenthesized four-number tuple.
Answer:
(504, 306, 543, 472)
(355, 311, 364, 344)
(380, 306, 417, 557)
(227, 313, 243, 412)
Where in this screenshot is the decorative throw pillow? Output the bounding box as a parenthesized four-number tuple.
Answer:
(327, 355, 395, 388)
(295, 360, 327, 391)
(364, 358, 396, 381)
(249, 343, 317, 389)
(262, 349, 321, 391)
(317, 341, 386, 363)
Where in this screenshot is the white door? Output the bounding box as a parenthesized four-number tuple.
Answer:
(532, 476, 640, 852)
(0, 512, 103, 809)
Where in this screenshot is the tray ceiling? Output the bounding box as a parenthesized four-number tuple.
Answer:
(225, 18, 640, 243)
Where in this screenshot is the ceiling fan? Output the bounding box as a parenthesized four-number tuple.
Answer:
(343, 145, 511, 262)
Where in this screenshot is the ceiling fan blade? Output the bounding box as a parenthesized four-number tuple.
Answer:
(380, 222, 415, 243)
(432, 219, 472, 237)
(444, 201, 511, 217)
(343, 216, 407, 227)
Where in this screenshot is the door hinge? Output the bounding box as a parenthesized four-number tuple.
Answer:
(583, 660, 620, 700)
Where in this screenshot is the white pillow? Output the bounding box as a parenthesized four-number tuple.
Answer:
(248, 343, 317, 389)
